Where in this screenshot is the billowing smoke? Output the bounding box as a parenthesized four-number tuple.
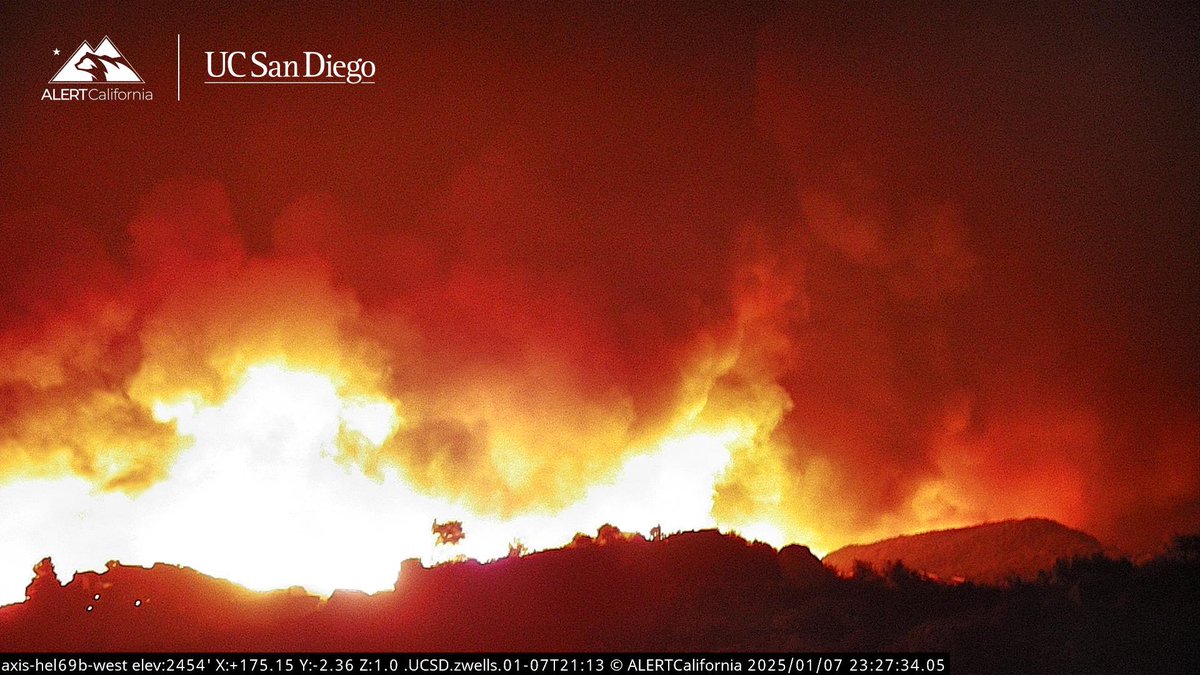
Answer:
(0, 2, 1195, 604)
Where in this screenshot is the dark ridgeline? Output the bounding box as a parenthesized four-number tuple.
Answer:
(0, 527, 1197, 674)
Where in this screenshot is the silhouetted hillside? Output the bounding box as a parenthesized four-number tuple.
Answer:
(1, 527, 1197, 674)
(823, 518, 1106, 584)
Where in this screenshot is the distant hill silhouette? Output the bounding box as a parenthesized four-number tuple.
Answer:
(1, 526, 1197, 674)
(823, 518, 1106, 584)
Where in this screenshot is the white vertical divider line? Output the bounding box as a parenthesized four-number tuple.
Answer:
(176, 34, 180, 101)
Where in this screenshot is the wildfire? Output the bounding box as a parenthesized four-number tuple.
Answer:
(3, 2, 1197, 618)
(2, 167, 1177, 609)
(0, 357, 776, 604)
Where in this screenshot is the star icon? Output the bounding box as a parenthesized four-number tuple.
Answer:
(53, 48, 60, 56)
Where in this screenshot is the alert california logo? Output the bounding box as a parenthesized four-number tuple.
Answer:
(43, 36, 153, 101)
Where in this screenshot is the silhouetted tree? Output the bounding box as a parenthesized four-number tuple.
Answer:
(1163, 534, 1200, 564)
(432, 520, 465, 546)
(508, 539, 528, 558)
(25, 557, 60, 602)
(884, 560, 925, 589)
(851, 559, 883, 583)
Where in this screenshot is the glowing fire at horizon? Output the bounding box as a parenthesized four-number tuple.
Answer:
(0, 362, 786, 606)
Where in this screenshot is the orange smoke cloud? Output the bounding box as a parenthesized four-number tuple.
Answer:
(0, 180, 804, 603)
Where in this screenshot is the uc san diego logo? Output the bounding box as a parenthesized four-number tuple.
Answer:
(44, 36, 152, 101)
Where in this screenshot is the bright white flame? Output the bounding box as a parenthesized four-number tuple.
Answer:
(734, 521, 787, 548)
(0, 364, 759, 606)
(424, 429, 744, 563)
(341, 399, 402, 446)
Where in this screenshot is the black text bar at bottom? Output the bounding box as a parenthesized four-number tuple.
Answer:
(0, 654, 951, 675)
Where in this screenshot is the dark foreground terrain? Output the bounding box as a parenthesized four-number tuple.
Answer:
(1, 528, 1197, 674)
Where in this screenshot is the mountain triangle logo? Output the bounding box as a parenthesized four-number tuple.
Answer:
(50, 36, 144, 83)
